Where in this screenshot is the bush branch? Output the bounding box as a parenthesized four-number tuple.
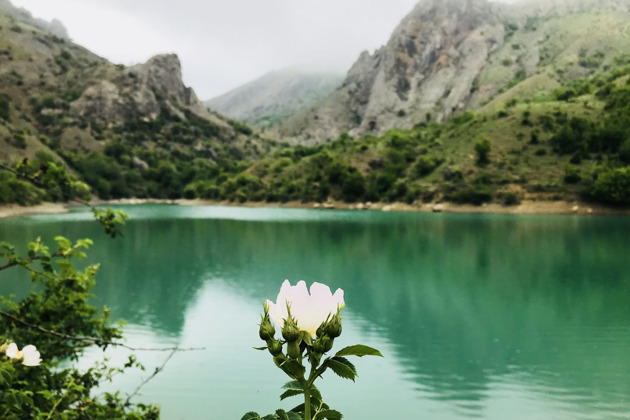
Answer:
(124, 347, 178, 406)
(0, 310, 203, 352)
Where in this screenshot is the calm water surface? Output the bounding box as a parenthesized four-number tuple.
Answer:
(0, 205, 629, 419)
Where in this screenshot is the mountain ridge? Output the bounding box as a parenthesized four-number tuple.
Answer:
(205, 68, 343, 129)
(274, 0, 630, 144)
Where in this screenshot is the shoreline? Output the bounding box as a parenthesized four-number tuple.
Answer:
(2, 198, 629, 220)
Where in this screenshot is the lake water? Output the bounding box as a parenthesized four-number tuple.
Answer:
(0, 205, 629, 419)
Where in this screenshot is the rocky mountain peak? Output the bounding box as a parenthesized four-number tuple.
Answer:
(71, 53, 210, 124)
(277, 0, 504, 144)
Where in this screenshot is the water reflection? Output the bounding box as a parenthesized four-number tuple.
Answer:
(1, 206, 629, 419)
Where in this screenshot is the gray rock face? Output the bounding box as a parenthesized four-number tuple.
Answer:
(71, 54, 211, 124)
(277, 0, 504, 144)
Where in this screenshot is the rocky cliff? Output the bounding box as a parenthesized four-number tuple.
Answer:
(276, 0, 630, 145)
(71, 54, 214, 125)
(0, 0, 267, 178)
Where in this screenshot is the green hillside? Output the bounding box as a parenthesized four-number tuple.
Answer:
(2, 3, 630, 209)
(206, 63, 630, 207)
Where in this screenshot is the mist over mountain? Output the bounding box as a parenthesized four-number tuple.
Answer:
(275, 0, 630, 144)
(205, 69, 343, 128)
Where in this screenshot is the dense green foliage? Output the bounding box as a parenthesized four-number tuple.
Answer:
(0, 230, 159, 418)
(3, 59, 630, 208)
(0, 153, 89, 205)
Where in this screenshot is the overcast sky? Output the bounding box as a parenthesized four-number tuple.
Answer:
(10, 0, 517, 99)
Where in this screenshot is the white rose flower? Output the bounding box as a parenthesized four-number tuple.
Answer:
(266, 280, 345, 338)
(6, 343, 41, 366)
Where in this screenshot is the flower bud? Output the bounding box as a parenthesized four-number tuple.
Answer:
(308, 350, 322, 367)
(323, 337, 334, 353)
(259, 317, 275, 341)
(312, 336, 332, 354)
(316, 321, 328, 338)
(282, 316, 300, 342)
(286, 340, 301, 359)
(266, 339, 283, 357)
(324, 313, 342, 338)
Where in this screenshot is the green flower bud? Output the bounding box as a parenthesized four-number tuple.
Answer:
(323, 337, 334, 353)
(282, 316, 300, 342)
(267, 338, 283, 356)
(312, 335, 332, 354)
(324, 313, 342, 338)
(308, 350, 322, 367)
(287, 340, 301, 359)
(259, 317, 275, 341)
(316, 321, 328, 338)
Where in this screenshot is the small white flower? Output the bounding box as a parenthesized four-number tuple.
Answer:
(6, 343, 41, 366)
(266, 280, 345, 338)
(5, 343, 19, 360)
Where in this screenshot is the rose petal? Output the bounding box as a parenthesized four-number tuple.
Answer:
(20, 345, 41, 366)
(5, 343, 19, 359)
(265, 280, 345, 338)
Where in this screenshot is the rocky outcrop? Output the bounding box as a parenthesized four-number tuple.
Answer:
(71, 54, 212, 124)
(276, 0, 504, 144)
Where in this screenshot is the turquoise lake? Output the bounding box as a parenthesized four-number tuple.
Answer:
(0, 205, 629, 419)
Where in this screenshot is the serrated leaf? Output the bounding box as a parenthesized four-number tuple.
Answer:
(314, 409, 343, 419)
(279, 359, 306, 379)
(290, 403, 305, 414)
(262, 415, 276, 420)
(282, 380, 304, 391)
(310, 385, 322, 404)
(280, 389, 303, 400)
(240, 412, 261, 420)
(335, 344, 383, 358)
(327, 357, 357, 381)
(275, 409, 290, 420)
(285, 412, 301, 420)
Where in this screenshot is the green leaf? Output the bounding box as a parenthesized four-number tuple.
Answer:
(282, 380, 305, 391)
(36, 390, 53, 400)
(285, 412, 302, 420)
(275, 409, 290, 420)
(253, 346, 268, 351)
(279, 359, 306, 380)
(280, 389, 303, 400)
(240, 412, 262, 420)
(314, 409, 343, 419)
(0, 366, 14, 387)
(262, 415, 276, 420)
(54, 236, 71, 251)
(335, 344, 383, 358)
(310, 385, 323, 404)
(327, 357, 357, 381)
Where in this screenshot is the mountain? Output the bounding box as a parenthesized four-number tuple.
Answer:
(204, 68, 343, 128)
(275, 0, 630, 145)
(0, 0, 274, 202)
(0, 0, 69, 39)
